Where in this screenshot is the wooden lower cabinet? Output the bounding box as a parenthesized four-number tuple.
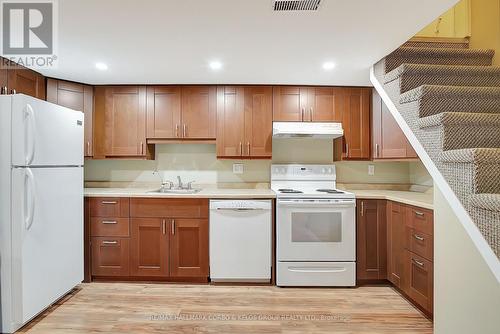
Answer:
(91, 237, 130, 277)
(356, 199, 387, 280)
(130, 218, 169, 277)
(403, 251, 433, 313)
(387, 201, 406, 288)
(170, 219, 209, 277)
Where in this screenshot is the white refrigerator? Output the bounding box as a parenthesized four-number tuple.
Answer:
(0, 94, 84, 333)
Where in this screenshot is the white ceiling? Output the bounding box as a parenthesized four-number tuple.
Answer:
(40, 0, 458, 86)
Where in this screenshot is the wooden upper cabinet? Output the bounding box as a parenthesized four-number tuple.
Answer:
(46, 79, 94, 157)
(308, 87, 343, 122)
(181, 86, 217, 139)
(217, 86, 272, 159)
(337, 88, 371, 160)
(372, 89, 418, 160)
(146, 86, 181, 139)
(216, 86, 245, 157)
(94, 86, 153, 159)
(273, 86, 308, 121)
(244, 86, 273, 158)
(170, 218, 209, 278)
(130, 218, 169, 277)
(7, 65, 45, 99)
(356, 199, 387, 281)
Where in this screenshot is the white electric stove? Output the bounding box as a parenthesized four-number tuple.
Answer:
(271, 164, 356, 287)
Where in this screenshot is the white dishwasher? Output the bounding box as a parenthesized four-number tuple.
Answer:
(209, 200, 272, 282)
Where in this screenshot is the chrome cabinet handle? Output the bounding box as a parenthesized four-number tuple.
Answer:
(239, 142, 242, 156)
(101, 201, 117, 204)
(183, 124, 187, 137)
(162, 219, 166, 235)
(102, 240, 118, 245)
(309, 107, 313, 121)
(86, 142, 90, 156)
(247, 142, 250, 156)
(413, 234, 424, 241)
(102, 220, 117, 224)
(171, 219, 175, 235)
(375, 143, 379, 158)
(301, 108, 305, 121)
(176, 124, 179, 137)
(413, 258, 425, 268)
(414, 211, 425, 217)
(346, 142, 349, 157)
(360, 201, 364, 216)
(140, 142, 144, 155)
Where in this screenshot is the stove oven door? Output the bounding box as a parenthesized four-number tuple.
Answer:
(277, 198, 355, 261)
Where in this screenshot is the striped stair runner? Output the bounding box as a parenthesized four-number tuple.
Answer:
(374, 42, 500, 258)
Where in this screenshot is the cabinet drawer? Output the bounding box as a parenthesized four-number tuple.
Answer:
(91, 237, 129, 277)
(404, 251, 433, 313)
(91, 217, 130, 237)
(90, 197, 130, 217)
(130, 198, 209, 218)
(406, 206, 433, 235)
(406, 227, 433, 261)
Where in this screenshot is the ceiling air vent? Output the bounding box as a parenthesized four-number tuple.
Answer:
(273, 0, 322, 11)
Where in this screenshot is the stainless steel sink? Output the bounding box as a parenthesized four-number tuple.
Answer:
(148, 188, 202, 194)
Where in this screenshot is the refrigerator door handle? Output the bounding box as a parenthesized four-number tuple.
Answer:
(24, 104, 36, 165)
(25, 168, 36, 230)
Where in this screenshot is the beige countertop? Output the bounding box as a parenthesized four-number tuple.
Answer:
(84, 187, 277, 199)
(347, 189, 433, 210)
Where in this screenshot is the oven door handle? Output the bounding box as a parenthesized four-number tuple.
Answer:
(278, 200, 355, 208)
(287, 266, 347, 274)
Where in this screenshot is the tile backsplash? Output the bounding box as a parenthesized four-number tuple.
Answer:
(84, 141, 431, 185)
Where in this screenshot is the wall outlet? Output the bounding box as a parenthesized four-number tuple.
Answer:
(368, 164, 375, 176)
(233, 163, 244, 174)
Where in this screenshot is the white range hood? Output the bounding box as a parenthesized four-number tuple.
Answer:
(272, 122, 344, 139)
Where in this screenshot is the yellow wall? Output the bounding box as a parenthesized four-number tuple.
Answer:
(416, 0, 471, 38)
(469, 0, 500, 65)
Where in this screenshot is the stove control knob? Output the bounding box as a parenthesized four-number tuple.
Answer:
(321, 168, 326, 173)
(327, 168, 332, 174)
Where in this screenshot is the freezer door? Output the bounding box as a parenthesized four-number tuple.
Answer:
(11, 167, 83, 328)
(11, 95, 84, 167)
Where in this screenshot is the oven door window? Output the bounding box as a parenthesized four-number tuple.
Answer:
(291, 212, 342, 242)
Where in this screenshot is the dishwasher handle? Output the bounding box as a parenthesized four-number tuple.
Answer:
(215, 207, 267, 211)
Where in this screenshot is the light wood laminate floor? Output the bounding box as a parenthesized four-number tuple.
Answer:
(18, 283, 432, 334)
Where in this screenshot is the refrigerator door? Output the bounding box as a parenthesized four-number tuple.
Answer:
(11, 166, 83, 328)
(11, 95, 84, 167)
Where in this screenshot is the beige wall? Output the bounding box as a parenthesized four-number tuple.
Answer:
(434, 187, 500, 334)
(469, 0, 500, 65)
(84, 141, 414, 185)
(409, 161, 433, 186)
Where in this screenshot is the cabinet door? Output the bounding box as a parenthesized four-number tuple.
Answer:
(130, 218, 169, 277)
(380, 102, 407, 158)
(170, 219, 209, 278)
(0, 59, 8, 93)
(308, 87, 343, 122)
(146, 86, 181, 139)
(342, 88, 371, 160)
(272, 86, 308, 121)
(387, 201, 406, 288)
(94, 86, 147, 157)
(91, 237, 129, 276)
(356, 200, 387, 280)
(404, 251, 433, 313)
(8, 67, 45, 99)
(216, 86, 245, 158)
(244, 86, 272, 158)
(181, 86, 216, 139)
(46, 79, 94, 156)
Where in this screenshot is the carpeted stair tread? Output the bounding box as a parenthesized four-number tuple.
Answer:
(399, 85, 500, 117)
(385, 64, 500, 93)
(384, 47, 494, 73)
(419, 112, 500, 128)
(471, 194, 500, 212)
(440, 148, 500, 163)
(402, 39, 470, 49)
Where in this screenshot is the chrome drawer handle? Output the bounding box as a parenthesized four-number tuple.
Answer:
(102, 220, 117, 224)
(102, 240, 118, 245)
(414, 211, 425, 217)
(413, 259, 425, 267)
(101, 201, 117, 204)
(413, 234, 424, 241)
